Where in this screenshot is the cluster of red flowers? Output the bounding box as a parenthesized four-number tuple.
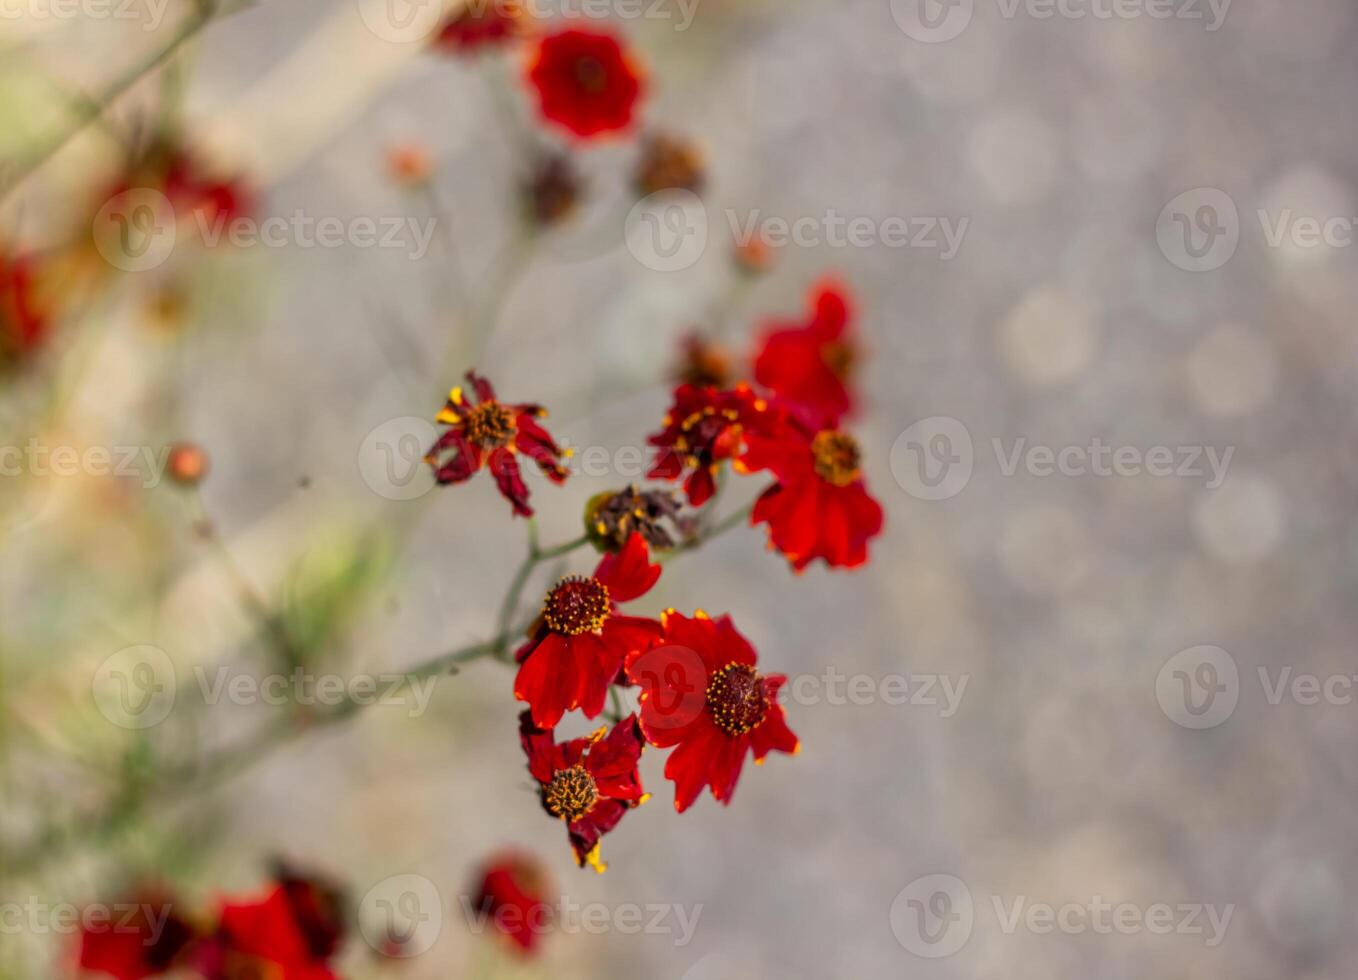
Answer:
(77, 865, 346, 979)
(422, 277, 880, 869)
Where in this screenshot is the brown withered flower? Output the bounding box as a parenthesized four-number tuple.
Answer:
(674, 332, 733, 389)
(584, 485, 692, 552)
(523, 152, 584, 227)
(634, 132, 705, 198)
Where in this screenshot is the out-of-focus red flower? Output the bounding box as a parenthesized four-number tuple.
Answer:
(272, 863, 348, 964)
(522, 151, 584, 227)
(520, 711, 647, 871)
(752, 279, 857, 429)
(733, 237, 773, 276)
(470, 851, 554, 953)
(196, 878, 341, 980)
(386, 143, 433, 186)
(634, 131, 705, 197)
(673, 332, 733, 390)
(434, 0, 529, 53)
(112, 134, 251, 227)
(525, 29, 645, 140)
(425, 370, 570, 517)
(738, 417, 883, 571)
(0, 249, 49, 364)
(626, 610, 798, 812)
(166, 442, 209, 486)
(647, 383, 767, 507)
(514, 531, 663, 728)
(76, 889, 197, 979)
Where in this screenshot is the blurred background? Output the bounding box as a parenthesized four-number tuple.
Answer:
(3, 0, 1357, 976)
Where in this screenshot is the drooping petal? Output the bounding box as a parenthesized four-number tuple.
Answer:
(488, 447, 534, 517)
(664, 722, 727, 813)
(514, 633, 582, 729)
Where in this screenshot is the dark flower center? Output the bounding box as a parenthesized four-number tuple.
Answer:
(222, 953, 284, 980)
(706, 662, 769, 736)
(674, 405, 740, 467)
(821, 340, 855, 379)
(464, 401, 518, 448)
(543, 576, 610, 635)
(811, 430, 861, 487)
(573, 56, 608, 94)
(544, 764, 599, 820)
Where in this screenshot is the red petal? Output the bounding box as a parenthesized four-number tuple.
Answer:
(594, 532, 660, 602)
(514, 633, 581, 729)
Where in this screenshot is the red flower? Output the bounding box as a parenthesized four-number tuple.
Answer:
(0, 250, 48, 364)
(525, 29, 645, 140)
(196, 879, 340, 980)
(647, 383, 768, 506)
(76, 889, 196, 979)
(514, 531, 662, 728)
(112, 134, 251, 226)
(738, 417, 883, 571)
(425, 370, 570, 517)
(520, 711, 647, 871)
(470, 851, 554, 954)
(434, 0, 528, 52)
(626, 610, 798, 812)
(753, 279, 857, 429)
